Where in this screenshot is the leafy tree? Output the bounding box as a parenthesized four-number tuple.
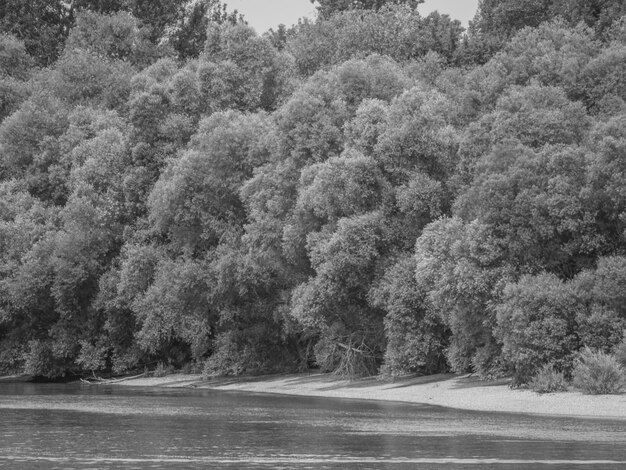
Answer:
(465, 0, 626, 64)
(455, 143, 599, 277)
(72, 0, 126, 14)
(584, 114, 626, 253)
(295, 150, 390, 222)
(132, 256, 213, 362)
(471, 0, 552, 42)
(290, 212, 387, 375)
(550, 0, 626, 38)
(289, 5, 462, 76)
(495, 273, 583, 383)
(573, 256, 626, 351)
(200, 22, 294, 111)
(0, 0, 73, 66)
(313, 0, 422, 19)
(275, 55, 407, 167)
(66, 10, 161, 67)
(148, 110, 271, 254)
(0, 93, 69, 179)
(162, 0, 245, 59)
(0, 35, 35, 121)
(369, 254, 448, 376)
(43, 48, 134, 110)
(415, 218, 510, 375)
(581, 41, 626, 112)
(373, 86, 458, 184)
(0, 184, 59, 373)
(123, 0, 188, 43)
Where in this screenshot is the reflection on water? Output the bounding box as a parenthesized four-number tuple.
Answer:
(0, 382, 624, 469)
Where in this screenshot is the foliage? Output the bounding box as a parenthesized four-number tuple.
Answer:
(370, 254, 447, 376)
(614, 334, 626, 370)
(66, 10, 161, 67)
(3, 2, 626, 381)
(288, 6, 463, 76)
(572, 347, 625, 395)
(495, 274, 582, 384)
(529, 364, 569, 394)
(465, 0, 626, 64)
(0, 0, 73, 66)
(313, 0, 422, 19)
(415, 218, 508, 375)
(0, 35, 34, 121)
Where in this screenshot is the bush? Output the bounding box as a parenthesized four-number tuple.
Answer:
(572, 348, 625, 395)
(180, 361, 202, 374)
(613, 333, 626, 370)
(495, 273, 582, 385)
(153, 361, 174, 377)
(203, 325, 297, 377)
(529, 364, 569, 394)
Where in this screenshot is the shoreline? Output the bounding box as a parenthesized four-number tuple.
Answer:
(112, 372, 626, 420)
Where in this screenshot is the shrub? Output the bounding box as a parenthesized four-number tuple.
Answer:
(613, 334, 626, 370)
(203, 325, 297, 377)
(572, 348, 625, 395)
(153, 361, 174, 377)
(180, 361, 202, 374)
(495, 273, 582, 385)
(529, 364, 569, 394)
(22, 340, 67, 378)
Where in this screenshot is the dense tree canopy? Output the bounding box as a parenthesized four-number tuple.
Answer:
(2, 1, 626, 382)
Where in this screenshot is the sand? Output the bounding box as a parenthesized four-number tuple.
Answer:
(114, 372, 626, 420)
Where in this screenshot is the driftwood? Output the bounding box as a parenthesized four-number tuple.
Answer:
(80, 372, 147, 385)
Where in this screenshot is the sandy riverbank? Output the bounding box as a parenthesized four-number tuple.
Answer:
(113, 372, 626, 420)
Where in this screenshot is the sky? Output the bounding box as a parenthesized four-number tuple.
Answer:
(225, 0, 480, 34)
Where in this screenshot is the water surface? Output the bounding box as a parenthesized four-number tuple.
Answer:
(0, 382, 624, 469)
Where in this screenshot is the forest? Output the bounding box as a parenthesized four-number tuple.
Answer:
(1, 0, 626, 388)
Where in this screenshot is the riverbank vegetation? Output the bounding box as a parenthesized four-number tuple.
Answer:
(1, 0, 626, 393)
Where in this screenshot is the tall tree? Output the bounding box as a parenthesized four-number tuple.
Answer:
(0, 0, 73, 65)
(312, 0, 422, 19)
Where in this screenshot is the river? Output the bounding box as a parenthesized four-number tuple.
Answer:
(0, 382, 624, 469)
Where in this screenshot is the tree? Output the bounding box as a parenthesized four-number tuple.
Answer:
(369, 254, 448, 376)
(495, 273, 583, 384)
(415, 218, 510, 375)
(147, 110, 271, 254)
(289, 5, 462, 75)
(201, 22, 294, 111)
(373, 86, 458, 184)
(0, 93, 69, 179)
(464, 0, 626, 64)
(550, 0, 626, 39)
(295, 150, 390, 222)
(44, 48, 134, 110)
(0, 184, 59, 373)
(290, 212, 387, 376)
(0, 35, 35, 121)
(132, 256, 214, 363)
(163, 0, 245, 59)
(454, 143, 598, 277)
(65, 10, 161, 67)
(573, 256, 626, 351)
(0, 0, 73, 66)
(466, 0, 554, 63)
(72, 0, 126, 14)
(313, 0, 422, 19)
(122, 0, 188, 43)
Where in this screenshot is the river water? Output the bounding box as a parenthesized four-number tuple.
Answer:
(0, 382, 624, 469)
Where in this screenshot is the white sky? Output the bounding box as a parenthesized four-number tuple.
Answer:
(225, 0, 480, 33)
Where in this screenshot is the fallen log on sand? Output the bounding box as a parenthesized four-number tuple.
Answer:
(80, 372, 147, 385)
